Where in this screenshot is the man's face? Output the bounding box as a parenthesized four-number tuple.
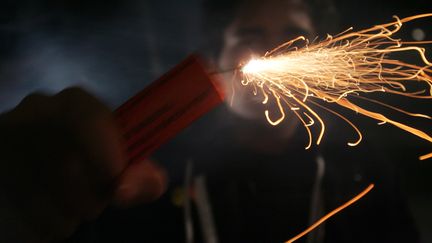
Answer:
(218, 0, 315, 120)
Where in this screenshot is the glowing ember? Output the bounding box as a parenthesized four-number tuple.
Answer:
(240, 14, 432, 160)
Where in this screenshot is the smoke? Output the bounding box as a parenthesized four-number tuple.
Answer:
(0, 0, 203, 111)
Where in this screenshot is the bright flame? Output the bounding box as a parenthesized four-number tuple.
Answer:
(241, 14, 432, 160)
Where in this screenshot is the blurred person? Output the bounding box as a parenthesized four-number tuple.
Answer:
(157, 0, 420, 243)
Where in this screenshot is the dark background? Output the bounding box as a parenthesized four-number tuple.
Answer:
(0, 0, 431, 242)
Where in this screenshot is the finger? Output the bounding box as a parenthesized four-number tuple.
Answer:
(54, 87, 127, 179)
(113, 160, 167, 207)
(54, 87, 112, 118)
(72, 116, 127, 183)
(3, 92, 53, 123)
(48, 88, 127, 218)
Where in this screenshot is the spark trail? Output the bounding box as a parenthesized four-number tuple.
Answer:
(240, 14, 432, 160)
(285, 184, 374, 243)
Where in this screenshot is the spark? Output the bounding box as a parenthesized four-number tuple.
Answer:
(285, 184, 374, 243)
(240, 14, 432, 160)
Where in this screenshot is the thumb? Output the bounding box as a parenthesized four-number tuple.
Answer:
(113, 160, 167, 207)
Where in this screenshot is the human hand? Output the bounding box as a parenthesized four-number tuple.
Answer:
(0, 87, 167, 242)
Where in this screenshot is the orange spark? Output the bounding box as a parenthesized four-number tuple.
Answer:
(240, 14, 432, 159)
(419, 152, 432, 161)
(285, 184, 375, 243)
